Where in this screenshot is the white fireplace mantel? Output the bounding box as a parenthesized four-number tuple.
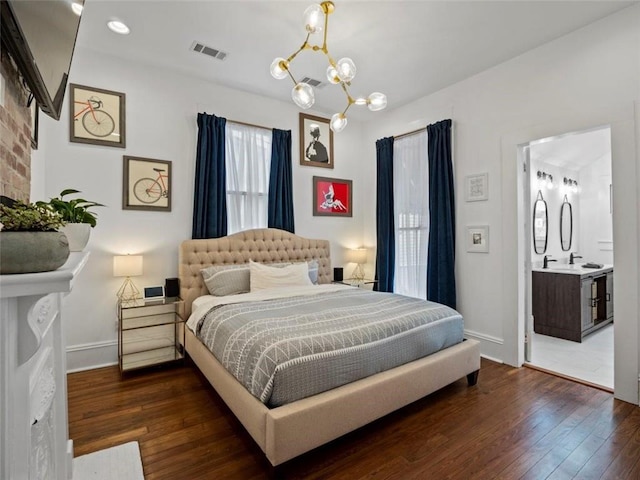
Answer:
(1, 252, 89, 480)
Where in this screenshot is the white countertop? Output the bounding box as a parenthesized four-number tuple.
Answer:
(532, 263, 613, 277)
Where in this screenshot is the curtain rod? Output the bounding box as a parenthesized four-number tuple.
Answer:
(228, 119, 272, 132)
(394, 126, 427, 140)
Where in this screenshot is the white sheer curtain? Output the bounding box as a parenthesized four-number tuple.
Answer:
(225, 122, 272, 234)
(393, 132, 429, 299)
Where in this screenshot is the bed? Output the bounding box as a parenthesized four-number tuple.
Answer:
(179, 228, 480, 468)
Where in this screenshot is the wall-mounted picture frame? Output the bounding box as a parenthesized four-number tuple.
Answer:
(465, 173, 488, 202)
(69, 83, 126, 148)
(29, 98, 38, 149)
(313, 176, 352, 217)
(467, 225, 490, 253)
(300, 112, 334, 169)
(123, 156, 171, 212)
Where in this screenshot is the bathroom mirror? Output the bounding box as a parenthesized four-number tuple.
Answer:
(560, 195, 573, 252)
(533, 191, 548, 254)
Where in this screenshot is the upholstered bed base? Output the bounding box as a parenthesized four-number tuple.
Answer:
(186, 328, 479, 466)
(179, 229, 481, 467)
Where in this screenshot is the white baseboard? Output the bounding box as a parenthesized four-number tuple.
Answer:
(66, 340, 118, 373)
(465, 329, 504, 364)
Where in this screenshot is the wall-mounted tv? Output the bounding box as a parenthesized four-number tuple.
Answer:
(0, 0, 84, 120)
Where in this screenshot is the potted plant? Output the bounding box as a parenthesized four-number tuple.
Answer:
(0, 200, 69, 274)
(38, 189, 105, 252)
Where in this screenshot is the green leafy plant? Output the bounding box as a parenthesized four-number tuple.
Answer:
(38, 189, 105, 227)
(0, 201, 65, 232)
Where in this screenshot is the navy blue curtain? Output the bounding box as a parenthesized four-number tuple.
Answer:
(192, 113, 227, 239)
(426, 119, 456, 308)
(374, 136, 395, 293)
(268, 129, 295, 233)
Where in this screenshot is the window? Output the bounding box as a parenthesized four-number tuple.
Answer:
(393, 132, 429, 299)
(225, 123, 272, 234)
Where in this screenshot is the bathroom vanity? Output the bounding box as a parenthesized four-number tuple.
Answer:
(532, 264, 613, 342)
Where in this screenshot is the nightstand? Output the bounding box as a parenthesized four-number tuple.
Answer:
(118, 297, 184, 373)
(332, 278, 378, 288)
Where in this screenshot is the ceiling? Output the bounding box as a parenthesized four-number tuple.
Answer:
(76, 1, 636, 120)
(530, 127, 612, 171)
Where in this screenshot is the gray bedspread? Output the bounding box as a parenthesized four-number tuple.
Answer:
(196, 288, 464, 407)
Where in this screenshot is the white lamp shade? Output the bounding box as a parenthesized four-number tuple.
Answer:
(113, 255, 143, 277)
(346, 248, 367, 265)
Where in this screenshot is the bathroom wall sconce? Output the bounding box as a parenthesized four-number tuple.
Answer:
(563, 177, 578, 194)
(537, 171, 553, 189)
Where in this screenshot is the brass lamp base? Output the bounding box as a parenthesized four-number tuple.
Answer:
(117, 277, 141, 304)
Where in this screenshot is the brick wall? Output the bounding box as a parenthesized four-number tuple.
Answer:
(0, 50, 32, 202)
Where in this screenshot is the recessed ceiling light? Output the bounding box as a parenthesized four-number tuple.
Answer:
(107, 20, 130, 35)
(71, 2, 83, 16)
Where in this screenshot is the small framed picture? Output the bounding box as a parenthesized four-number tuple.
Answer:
(300, 113, 334, 169)
(313, 176, 352, 217)
(467, 225, 489, 253)
(69, 83, 126, 148)
(123, 156, 172, 211)
(465, 173, 488, 202)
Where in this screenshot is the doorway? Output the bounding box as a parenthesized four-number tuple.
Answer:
(521, 126, 614, 390)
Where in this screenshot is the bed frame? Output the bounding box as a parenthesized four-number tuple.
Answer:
(179, 228, 480, 467)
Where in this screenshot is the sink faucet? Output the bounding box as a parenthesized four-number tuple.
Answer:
(569, 252, 583, 265)
(543, 255, 557, 269)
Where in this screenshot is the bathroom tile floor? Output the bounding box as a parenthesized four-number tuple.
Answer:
(528, 323, 613, 390)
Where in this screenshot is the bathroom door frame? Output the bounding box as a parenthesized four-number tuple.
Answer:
(501, 102, 639, 405)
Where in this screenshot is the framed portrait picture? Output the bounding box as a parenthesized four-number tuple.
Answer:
(467, 225, 490, 253)
(300, 113, 334, 169)
(465, 173, 488, 202)
(122, 156, 171, 212)
(29, 99, 38, 149)
(313, 176, 352, 217)
(69, 83, 126, 148)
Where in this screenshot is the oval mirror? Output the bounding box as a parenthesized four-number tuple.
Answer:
(560, 195, 573, 251)
(533, 191, 548, 254)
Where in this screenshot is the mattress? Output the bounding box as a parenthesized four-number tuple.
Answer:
(189, 284, 464, 407)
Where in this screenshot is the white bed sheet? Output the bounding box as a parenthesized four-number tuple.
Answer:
(186, 283, 351, 332)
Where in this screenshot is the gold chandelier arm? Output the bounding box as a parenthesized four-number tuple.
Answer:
(321, 4, 330, 51)
(286, 33, 312, 63)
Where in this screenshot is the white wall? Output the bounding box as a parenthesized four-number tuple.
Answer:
(362, 5, 639, 402)
(578, 152, 614, 265)
(36, 46, 368, 370)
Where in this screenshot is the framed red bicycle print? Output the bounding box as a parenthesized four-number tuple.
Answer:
(69, 84, 126, 148)
(122, 156, 171, 212)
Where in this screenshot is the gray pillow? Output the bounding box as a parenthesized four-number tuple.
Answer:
(201, 260, 320, 295)
(201, 264, 250, 296)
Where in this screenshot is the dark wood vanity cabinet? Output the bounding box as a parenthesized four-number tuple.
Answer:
(533, 269, 613, 342)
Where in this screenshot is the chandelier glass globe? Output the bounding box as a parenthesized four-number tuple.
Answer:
(292, 83, 315, 109)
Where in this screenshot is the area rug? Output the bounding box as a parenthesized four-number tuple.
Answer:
(73, 441, 144, 480)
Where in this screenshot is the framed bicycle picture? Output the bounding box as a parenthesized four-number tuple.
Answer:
(312, 176, 352, 217)
(69, 83, 126, 148)
(122, 156, 171, 212)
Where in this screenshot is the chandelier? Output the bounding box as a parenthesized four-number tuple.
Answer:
(269, 1, 387, 132)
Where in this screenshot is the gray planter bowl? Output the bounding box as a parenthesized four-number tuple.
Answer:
(0, 231, 70, 274)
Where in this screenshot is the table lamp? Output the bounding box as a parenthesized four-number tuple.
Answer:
(113, 254, 143, 303)
(346, 248, 367, 283)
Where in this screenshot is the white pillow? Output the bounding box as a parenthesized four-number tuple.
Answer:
(250, 260, 312, 291)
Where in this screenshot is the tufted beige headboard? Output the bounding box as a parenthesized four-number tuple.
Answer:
(179, 228, 331, 318)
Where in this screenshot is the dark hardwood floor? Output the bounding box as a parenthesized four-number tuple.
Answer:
(67, 358, 640, 479)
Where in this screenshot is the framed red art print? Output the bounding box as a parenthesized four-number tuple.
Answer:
(312, 176, 352, 217)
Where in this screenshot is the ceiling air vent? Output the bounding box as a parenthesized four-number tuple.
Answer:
(301, 77, 325, 88)
(190, 41, 228, 61)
